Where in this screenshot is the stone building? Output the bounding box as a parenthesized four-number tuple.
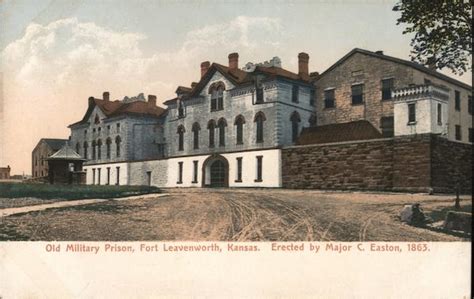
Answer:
(0, 165, 10, 180)
(314, 48, 472, 143)
(32, 139, 68, 178)
(67, 49, 472, 192)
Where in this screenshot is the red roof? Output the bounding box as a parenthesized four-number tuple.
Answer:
(296, 120, 383, 145)
(69, 98, 165, 127)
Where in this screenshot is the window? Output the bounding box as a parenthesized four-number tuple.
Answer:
(437, 103, 442, 125)
(92, 168, 96, 185)
(381, 78, 394, 100)
(255, 156, 263, 182)
(290, 111, 301, 143)
(115, 136, 122, 157)
(217, 118, 227, 147)
(235, 115, 245, 145)
(76, 142, 81, 155)
(408, 103, 416, 123)
(256, 84, 264, 104)
(116, 123, 121, 132)
(468, 128, 473, 143)
(177, 125, 185, 151)
(92, 140, 96, 159)
(106, 167, 110, 185)
(83, 142, 88, 159)
(106, 138, 112, 158)
(177, 99, 185, 118)
(116, 167, 120, 185)
(192, 161, 198, 183)
(208, 120, 216, 148)
(177, 162, 183, 184)
(324, 89, 335, 108)
(380, 116, 394, 137)
(98, 127, 101, 134)
(84, 130, 87, 136)
(292, 85, 299, 103)
(94, 115, 100, 124)
(97, 139, 102, 159)
(192, 122, 200, 149)
(254, 112, 266, 143)
(210, 83, 225, 111)
(309, 114, 317, 127)
(455, 125, 461, 140)
(351, 84, 364, 105)
(455, 90, 461, 111)
(236, 157, 242, 182)
(310, 89, 315, 106)
(468, 96, 472, 115)
(97, 168, 101, 185)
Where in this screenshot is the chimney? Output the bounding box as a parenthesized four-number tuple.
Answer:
(191, 82, 198, 88)
(103, 91, 110, 101)
(298, 52, 309, 78)
(426, 56, 437, 70)
(88, 96, 95, 106)
(228, 52, 239, 70)
(375, 50, 384, 55)
(148, 94, 157, 106)
(201, 61, 210, 78)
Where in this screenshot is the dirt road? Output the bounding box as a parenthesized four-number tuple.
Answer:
(0, 189, 470, 241)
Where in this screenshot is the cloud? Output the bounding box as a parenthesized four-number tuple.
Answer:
(0, 15, 282, 173)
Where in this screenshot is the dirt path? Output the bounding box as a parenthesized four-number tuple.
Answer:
(0, 189, 470, 241)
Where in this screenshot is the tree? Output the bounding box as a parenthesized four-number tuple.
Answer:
(393, 0, 472, 75)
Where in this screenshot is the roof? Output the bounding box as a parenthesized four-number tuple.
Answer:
(295, 120, 383, 145)
(316, 48, 471, 90)
(41, 139, 68, 151)
(69, 98, 166, 127)
(47, 143, 85, 161)
(163, 62, 311, 105)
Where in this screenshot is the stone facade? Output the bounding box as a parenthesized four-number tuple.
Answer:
(0, 166, 10, 180)
(315, 49, 472, 144)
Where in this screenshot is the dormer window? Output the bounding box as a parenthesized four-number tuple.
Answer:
(209, 82, 225, 111)
(292, 85, 299, 103)
(177, 99, 185, 118)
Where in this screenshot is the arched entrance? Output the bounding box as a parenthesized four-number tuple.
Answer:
(202, 154, 229, 187)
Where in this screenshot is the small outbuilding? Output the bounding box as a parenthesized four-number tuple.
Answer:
(47, 143, 86, 184)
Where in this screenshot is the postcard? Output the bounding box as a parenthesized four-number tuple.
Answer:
(0, 1, 471, 298)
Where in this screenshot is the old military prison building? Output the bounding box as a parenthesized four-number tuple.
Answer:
(67, 49, 472, 192)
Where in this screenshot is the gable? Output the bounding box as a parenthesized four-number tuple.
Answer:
(88, 105, 107, 124)
(199, 70, 236, 97)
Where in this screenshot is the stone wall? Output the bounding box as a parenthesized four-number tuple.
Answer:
(282, 134, 472, 193)
(282, 138, 394, 190)
(431, 136, 472, 193)
(392, 134, 432, 192)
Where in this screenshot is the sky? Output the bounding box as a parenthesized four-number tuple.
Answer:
(0, 0, 471, 175)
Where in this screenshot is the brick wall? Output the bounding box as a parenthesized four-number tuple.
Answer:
(431, 136, 472, 193)
(282, 138, 394, 190)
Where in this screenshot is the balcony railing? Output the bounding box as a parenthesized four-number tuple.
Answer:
(392, 84, 450, 101)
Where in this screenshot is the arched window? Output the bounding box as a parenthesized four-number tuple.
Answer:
(290, 111, 301, 143)
(254, 112, 266, 143)
(208, 120, 216, 148)
(309, 114, 317, 127)
(209, 82, 225, 111)
(76, 142, 81, 155)
(192, 122, 200, 149)
(83, 141, 88, 159)
(94, 115, 100, 124)
(92, 140, 96, 160)
(115, 136, 122, 157)
(97, 139, 103, 159)
(177, 125, 185, 151)
(234, 115, 246, 145)
(106, 138, 112, 159)
(217, 118, 227, 147)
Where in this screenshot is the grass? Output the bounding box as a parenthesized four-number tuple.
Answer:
(0, 182, 160, 200)
(427, 204, 472, 223)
